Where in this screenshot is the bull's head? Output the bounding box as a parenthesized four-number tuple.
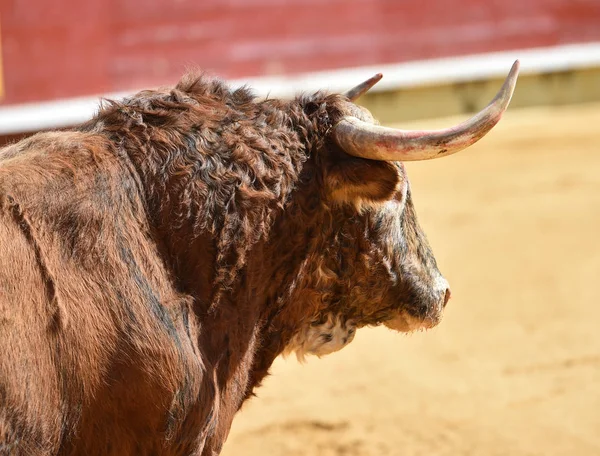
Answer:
(283, 61, 519, 359)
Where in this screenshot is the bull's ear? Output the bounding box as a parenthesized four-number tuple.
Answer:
(325, 157, 402, 207)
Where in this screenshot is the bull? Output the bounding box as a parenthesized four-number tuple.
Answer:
(0, 61, 519, 455)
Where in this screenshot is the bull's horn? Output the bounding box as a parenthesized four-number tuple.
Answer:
(333, 60, 520, 161)
(344, 73, 383, 101)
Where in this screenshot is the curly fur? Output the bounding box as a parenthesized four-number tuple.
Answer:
(0, 73, 449, 455)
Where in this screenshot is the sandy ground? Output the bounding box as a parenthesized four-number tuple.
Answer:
(222, 102, 600, 456)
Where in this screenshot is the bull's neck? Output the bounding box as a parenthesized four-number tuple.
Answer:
(103, 95, 331, 398)
(115, 109, 318, 306)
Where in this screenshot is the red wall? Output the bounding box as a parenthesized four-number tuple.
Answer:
(1, 0, 599, 105)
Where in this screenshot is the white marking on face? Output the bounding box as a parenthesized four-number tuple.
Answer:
(283, 314, 356, 362)
(433, 275, 450, 295)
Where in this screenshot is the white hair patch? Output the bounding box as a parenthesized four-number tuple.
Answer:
(283, 313, 356, 362)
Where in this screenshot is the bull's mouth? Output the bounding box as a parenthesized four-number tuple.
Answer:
(383, 309, 442, 333)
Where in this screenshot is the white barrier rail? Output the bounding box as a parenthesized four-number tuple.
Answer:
(1, 42, 599, 135)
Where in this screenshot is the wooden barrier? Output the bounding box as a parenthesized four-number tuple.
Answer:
(1, 0, 599, 106)
(0, 18, 4, 100)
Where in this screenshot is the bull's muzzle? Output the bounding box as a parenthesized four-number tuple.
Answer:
(385, 276, 451, 332)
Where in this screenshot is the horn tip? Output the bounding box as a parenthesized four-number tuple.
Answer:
(497, 59, 520, 103)
(507, 59, 521, 93)
(511, 59, 521, 75)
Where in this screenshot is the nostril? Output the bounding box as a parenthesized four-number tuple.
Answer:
(443, 288, 452, 307)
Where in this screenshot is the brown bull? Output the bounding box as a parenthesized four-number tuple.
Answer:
(0, 61, 519, 455)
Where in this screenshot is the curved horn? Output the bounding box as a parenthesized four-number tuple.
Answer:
(344, 73, 383, 101)
(333, 60, 520, 161)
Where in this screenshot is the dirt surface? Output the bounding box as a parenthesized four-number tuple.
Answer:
(222, 103, 600, 456)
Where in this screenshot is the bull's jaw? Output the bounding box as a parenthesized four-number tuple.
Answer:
(383, 310, 442, 332)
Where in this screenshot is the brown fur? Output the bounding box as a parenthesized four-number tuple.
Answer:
(0, 74, 448, 455)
